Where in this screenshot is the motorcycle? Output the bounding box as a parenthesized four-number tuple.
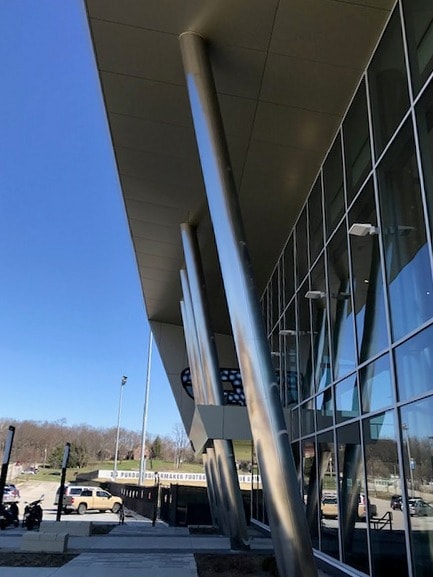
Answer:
(23, 496, 43, 531)
(0, 502, 20, 530)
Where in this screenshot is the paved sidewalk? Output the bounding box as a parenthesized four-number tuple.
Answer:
(0, 514, 330, 577)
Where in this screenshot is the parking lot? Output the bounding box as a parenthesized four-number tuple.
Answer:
(9, 480, 123, 525)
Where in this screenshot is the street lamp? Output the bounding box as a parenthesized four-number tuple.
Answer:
(113, 375, 127, 480)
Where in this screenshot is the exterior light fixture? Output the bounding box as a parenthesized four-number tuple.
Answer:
(305, 290, 326, 299)
(348, 223, 379, 236)
(279, 329, 298, 336)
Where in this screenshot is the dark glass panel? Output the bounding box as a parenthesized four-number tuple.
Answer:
(301, 400, 315, 436)
(303, 437, 320, 548)
(335, 374, 359, 424)
(360, 354, 394, 414)
(416, 79, 433, 240)
(368, 7, 410, 157)
(343, 80, 372, 205)
(402, 0, 433, 95)
(270, 265, 280, 331)
(394, 323, 433, 402)
(308, 177, 324, 265)
(310, 258, 331, 392)
(363, 412, 408, 577)
(316, 387, 333, 430)
(337, 422, 369, 574)
(283, 235, 295, 308)
(377, 119, 433, 341)
(296, 207, 309, 288)
(317, 431, 339, 559)
(327, 224, 356, 379)
(323, 135, 345, 237)
(400, 398, 433, 577)
(280, 304, 299, 406)
(349, 180, 389, 361)
(298, 283, 314, 401)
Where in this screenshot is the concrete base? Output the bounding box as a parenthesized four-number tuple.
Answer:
(40, 521, 92, 536)
(21, 531, 69, 553)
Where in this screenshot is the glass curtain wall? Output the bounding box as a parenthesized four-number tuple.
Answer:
(256, 2, 433, 577)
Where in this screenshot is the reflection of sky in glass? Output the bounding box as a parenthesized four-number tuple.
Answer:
(335, 374, 359, 422)
(360, 354, 393, 413)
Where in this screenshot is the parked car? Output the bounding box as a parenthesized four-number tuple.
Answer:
(2, 484, 20, 503)
(54, 485, 85, 508)
(321, 495, 338, 519)
(320, 492, 377, 520)
(390, 495, 402, 510)
(61, 486, 122, 515)
(358, 492, 377, 520)
(408, 498, 433, 517)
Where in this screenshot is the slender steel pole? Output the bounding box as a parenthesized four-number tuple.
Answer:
(181, 223, 250, 549)
(113, 375, 127, 480)
(0, 426, 15, 509)
(139, 332, 153, 485)
(179, 31, 318, 577)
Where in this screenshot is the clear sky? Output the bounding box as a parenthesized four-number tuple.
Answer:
(0, 0, 181, 438)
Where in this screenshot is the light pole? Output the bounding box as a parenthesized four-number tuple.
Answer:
(113, 375, 127, 480)
(139, 331, 153, 485)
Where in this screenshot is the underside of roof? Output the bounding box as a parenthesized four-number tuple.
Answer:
(84, 0, 395, 338)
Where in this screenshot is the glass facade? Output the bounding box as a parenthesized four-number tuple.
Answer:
(257, 3, 433, 577)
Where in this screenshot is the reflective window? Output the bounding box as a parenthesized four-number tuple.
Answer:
(327, 224, 356, 379)
(281, 304, 299, 406)
(323, 134, 345, 237)
(335, 374, 359, 424)
(308, 177, 324, 266)
(416, 79, 433, 240)
(400, 398, 433, 577)
(337, 422, 368, 574)
(349, 180, 388, 361)
(301, 400, 315, 436)
(316, 387, 333, 430)
(377, 119, 433, 342)
(269, 265, 280, 331)
(317, 432, 338, 559)
(283, 235, 295, 308)
(363, 412, 408, 577)
(296, 207, 309, 288)
(303, 436, 320, 548)
(310, 258, 331, 392)
(402, 0, 433, 96)
(343, 80, 372, 205)
(368, 7, 410, 158)
(298, 285, 314, 401)
(360, 354, 394, 414)
(394, 323, 433, 402)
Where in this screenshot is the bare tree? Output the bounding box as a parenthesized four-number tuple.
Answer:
(171, 423, 190, 469)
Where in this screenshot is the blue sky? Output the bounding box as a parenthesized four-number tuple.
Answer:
(0, 1, 181, 437)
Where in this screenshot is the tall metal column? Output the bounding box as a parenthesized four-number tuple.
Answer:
(181, 223, 250, 549)
(179, 31, 318, 577)
(180, 279, 226, 533)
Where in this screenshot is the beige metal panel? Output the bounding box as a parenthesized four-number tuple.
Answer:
(86, 0, 278, 51)
(271, 0, 394, 67)
(90, 20, 185, 85)
(253, 101, 339, 152)
(128, 221, 180, 245)
(101, 72, 192, 126)
(121, 175, 202, 209)
(261, 52, 362, 116)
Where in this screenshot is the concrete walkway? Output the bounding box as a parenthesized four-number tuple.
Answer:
(0, 514, 331, 577)
(0, 513, 275, 577)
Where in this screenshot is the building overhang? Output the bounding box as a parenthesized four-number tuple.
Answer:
(84, 0, 396, 430)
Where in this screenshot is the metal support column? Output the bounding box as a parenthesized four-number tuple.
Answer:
(180, 279, 226, 533)
(179, 31, 318, 577)
(181, 222, 250, 549)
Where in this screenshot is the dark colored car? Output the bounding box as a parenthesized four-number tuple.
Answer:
(390, 495, 402, 510)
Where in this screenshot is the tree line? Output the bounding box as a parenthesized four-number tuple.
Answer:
(0, 418, 195, 470)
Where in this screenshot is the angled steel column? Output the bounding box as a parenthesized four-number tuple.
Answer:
(202, 451, 219, 528)
(181, 222, 250, 549)
(179, 31, 318, 577)
(180, 276, 227, 534)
